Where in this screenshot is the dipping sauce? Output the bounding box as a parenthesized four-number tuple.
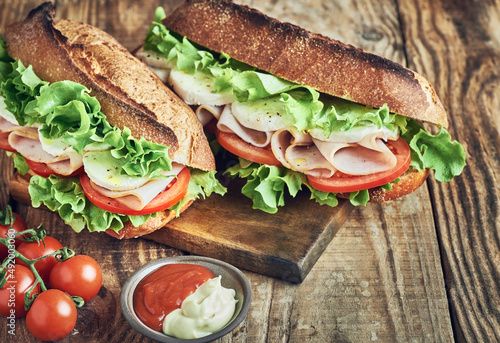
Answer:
(162, 275, 237, 339)
(133, 263, 215, 331)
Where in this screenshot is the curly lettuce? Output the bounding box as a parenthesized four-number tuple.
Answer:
(28, 175, 151, 233)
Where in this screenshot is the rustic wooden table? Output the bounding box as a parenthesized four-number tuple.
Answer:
(0, 0, 498, 342)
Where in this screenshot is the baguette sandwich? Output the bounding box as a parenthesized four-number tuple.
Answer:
(136, 0, 466, 213)
(0, 2, 225, 238)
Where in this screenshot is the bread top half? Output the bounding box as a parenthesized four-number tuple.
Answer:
(4, 2, 215, 171)
(165, 0, 449, 127)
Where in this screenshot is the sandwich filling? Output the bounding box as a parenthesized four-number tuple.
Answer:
(137, 7, 466, 213)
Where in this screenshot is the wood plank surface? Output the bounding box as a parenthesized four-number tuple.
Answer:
(397, 0, 500, 341)
(0, 0, 497, 342)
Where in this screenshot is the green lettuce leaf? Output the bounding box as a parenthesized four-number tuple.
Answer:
(226, 159, 342, 213)
(0, 60, 48, 126)
(349, 190, 370, 206)
(402, 120, 466, 182)
(12, 153, 30, 175)
(84, 127, 173, 179)
(29, 81, 113, 154)
(0, 32, 14, 82)
(28, 175, 152, 233)
(169, 169, 227, 216)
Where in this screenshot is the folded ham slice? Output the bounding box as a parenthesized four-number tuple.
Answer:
(271, 128, 335, 178)
(7, 126, 83, 176)
(217, 105, 273, 148)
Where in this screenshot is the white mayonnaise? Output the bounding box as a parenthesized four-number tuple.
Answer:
(162, 276, 237, 339)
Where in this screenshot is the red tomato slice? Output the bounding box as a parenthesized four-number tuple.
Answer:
(0, 131, 16, 152)
(216, 130, 282, 166)
(307, 137, 411, 193)
(25, 159, 84, 178)
(80, 167, 191, 216)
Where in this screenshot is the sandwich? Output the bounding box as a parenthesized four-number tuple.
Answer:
(0, 2, 226, 238)
(135, 0, 466, 213)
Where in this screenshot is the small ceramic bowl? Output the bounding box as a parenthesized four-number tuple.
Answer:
(120, 255, 252, 342)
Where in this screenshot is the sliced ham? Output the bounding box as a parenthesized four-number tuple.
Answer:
(271, 128, 335, 178)
(313, 138, 397, 175)
(217, 105, 273, 148)
(8, 129, 83, 176)
(195, 105, 223, 126)
(0, 116, 20, 132)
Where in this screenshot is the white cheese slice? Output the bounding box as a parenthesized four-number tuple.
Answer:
(309, 124, 398, 143)
(168, 69, 235, 106)
(231, 97, 293, 132)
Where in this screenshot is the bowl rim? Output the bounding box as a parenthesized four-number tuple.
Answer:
(120, 255, 252, 342)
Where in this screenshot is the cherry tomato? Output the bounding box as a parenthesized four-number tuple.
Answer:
(26, 289, 77, 341)
(16, 236, 63, 283)
(0, 212, 27, 261)
(0, 264, 40, 318)
(0, 131, 16, 152)
(216, 130, 283, 167)
(49, 255, 102, 302)
(80, 167, 191, 215)
(25, 158, 85, 178)
(307, 137, 411, 193)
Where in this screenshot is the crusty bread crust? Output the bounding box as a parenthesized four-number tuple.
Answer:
(105, 200, 194, 239)
(9, 171, 192, 238)
(4, 2, 215, 171)
(165, 0, 448, 127)
(337, 167, 430, 203)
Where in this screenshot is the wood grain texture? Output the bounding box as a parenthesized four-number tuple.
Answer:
(0, 0, 496, 342)
(398, 0, 500, 342)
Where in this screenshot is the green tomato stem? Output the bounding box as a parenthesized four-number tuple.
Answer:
(0, 222, 78, 308)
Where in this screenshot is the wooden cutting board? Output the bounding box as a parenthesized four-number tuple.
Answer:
(146, 179, 353, 283)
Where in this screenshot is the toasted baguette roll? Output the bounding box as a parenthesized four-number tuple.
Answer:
(4, 2, 214, 171)
(165, 0, 448, 128)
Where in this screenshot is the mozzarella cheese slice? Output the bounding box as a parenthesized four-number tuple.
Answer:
(168, 69, 235, 106)
(231, 96, 293, 132)
(217, 105, 273, 147)
(135, 48, 174, 83)
(88, 163, 185, 211)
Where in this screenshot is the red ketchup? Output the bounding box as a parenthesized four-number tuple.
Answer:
(133, 263, 215, 332)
